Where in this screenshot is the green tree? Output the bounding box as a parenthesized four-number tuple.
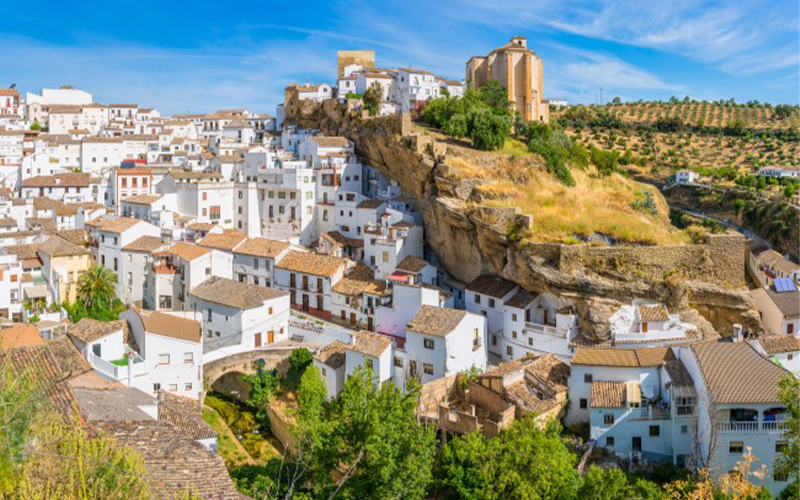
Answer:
(243, 368, 279, 409)
(774, 375, 799, 492)
(477, 79, 510, 112)
(468, 107, 511, 151)
(436, 417, 580, 500)
(29, 121, 41, 131)
(325, 366, 436, 499)
(362, 82, 382, 116)
(579, 466, 664, 500)
(77, 265, 117, 310)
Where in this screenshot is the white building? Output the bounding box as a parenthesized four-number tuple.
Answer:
(121, 309, 204, 399)
(188, 276, 290, 353)
(274, 250, 351, 320)
(466, 274, 578, 363)
(675, 170, 699, 184)
(751, 280, 800, 336)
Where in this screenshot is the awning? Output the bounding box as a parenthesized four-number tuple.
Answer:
(626, 381, 642, 405)
(387, 271, 410, 282)
(23, 285, 47, 299)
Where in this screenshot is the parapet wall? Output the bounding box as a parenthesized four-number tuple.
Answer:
(558, 234, 745, 288)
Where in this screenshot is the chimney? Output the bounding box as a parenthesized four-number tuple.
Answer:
(157, 390, 165, 404)
(732, 324, 743, 342)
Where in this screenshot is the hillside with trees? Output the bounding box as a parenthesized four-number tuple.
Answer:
(551, 100, 800, 198)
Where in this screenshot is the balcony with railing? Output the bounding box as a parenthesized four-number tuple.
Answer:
(524, 321, 567, 338)
(715, 420, 789, 433)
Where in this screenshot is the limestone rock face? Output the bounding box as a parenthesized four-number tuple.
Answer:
(288, 101, 761, 341)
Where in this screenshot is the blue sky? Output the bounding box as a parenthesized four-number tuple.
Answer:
(0, 0, 797, 115)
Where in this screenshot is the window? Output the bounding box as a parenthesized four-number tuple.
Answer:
(158, 354, 170, 365)
(506, 345, 513, 356)
(268, 307, 273, 315)
(584, 374, 593, 384)
(169, 384, 178, 392)
(423, 363, 434, 375)
(606, 436, 615, 447)
(184, 352, 193, 364)
(604, 414, 615, 425)
(153, 383, 161, 392)
(92, 343, 101, 357)
(424, 338, 434, 349)
(394, 356, 403, 368)
(492, 335, 497, 346)
(488, 298, 495, 308)
(202, 192, 207, 201)
(382, 251, 389, 263)
(474, 294, 481, 304)
(649, 425, 660, 437)
(579, 398, 588, 409)
(681, 425, 689, 435)
(729, 441, 743, 453)
(185, 383, 192, 391)
(512, 331, 517, 339)
(207, 329, 213, 338)
(676, 396, 695, 416)
(207, 310, 213, 321)
(512, 313, 517, 321)
(776, 441, 788, 453)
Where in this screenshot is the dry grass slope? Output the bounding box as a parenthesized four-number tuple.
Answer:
(440, 137, 690, 246)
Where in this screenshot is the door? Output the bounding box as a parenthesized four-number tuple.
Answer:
(642, 322, 648, 333)
(302, 275, 309, 291)
(789, 323, 795, 334)
(350, 313, 356, 326)
(542, 309, 549, 325)
(367, 316, 374, 332)
(254, 332, 262, 347)
(632, 437, 642, 452)
(302, 294, 309, 311)
(268, 330, 274, 344)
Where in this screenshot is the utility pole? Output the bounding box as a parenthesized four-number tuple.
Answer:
(600, 87, 603, 105)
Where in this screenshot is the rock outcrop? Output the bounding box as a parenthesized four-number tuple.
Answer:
(288, 101, 761, 339)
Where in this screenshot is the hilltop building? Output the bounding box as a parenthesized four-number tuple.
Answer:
(466, 36, 549, 123)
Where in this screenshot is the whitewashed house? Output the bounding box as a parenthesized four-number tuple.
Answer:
(188, 276, 290, 354)
(232, 237, 291, 287)
(121, 307, 204, 399)
(274, 251, 351, 320)
(403, 305, 487, 385)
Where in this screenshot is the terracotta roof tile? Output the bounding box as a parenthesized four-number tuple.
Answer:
(234, 238, 290, 258)
(198, 229, 247, 251)
(590, 381, 628, 408)
(395, 256, 429, 274)
(309, 136, 350, 148)
(123, 236, 165, 253)
(466, 274, 518, 299)
(663, 359, 694, 387)
(277, 250, 348, 278)
(86, 217, 143, 234)
(165, 242, 212, 262)
(22, 172, 95, 188)
(692, 341, 788, 404)
(758, 334, 800, 354)
(0, 324, 44, 349)
(407, 305, 468, 337)
(67, 318, 124, 344)
(189, 276, 288, 310)
(100, 421, 240, 500)
(133, 308, 201, 343)
(639, 304, 669, 321)
(121, 194, 162, 205)
(38, 235, 90, 258)
(571, 346, 674, 367)
(314, 341, 348, 369)
(346, 331, 392, 358)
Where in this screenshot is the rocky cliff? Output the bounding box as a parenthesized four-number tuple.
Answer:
(288, 100, 761, 339)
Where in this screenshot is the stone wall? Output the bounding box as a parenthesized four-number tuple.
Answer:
(266, 404, 296, 454)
